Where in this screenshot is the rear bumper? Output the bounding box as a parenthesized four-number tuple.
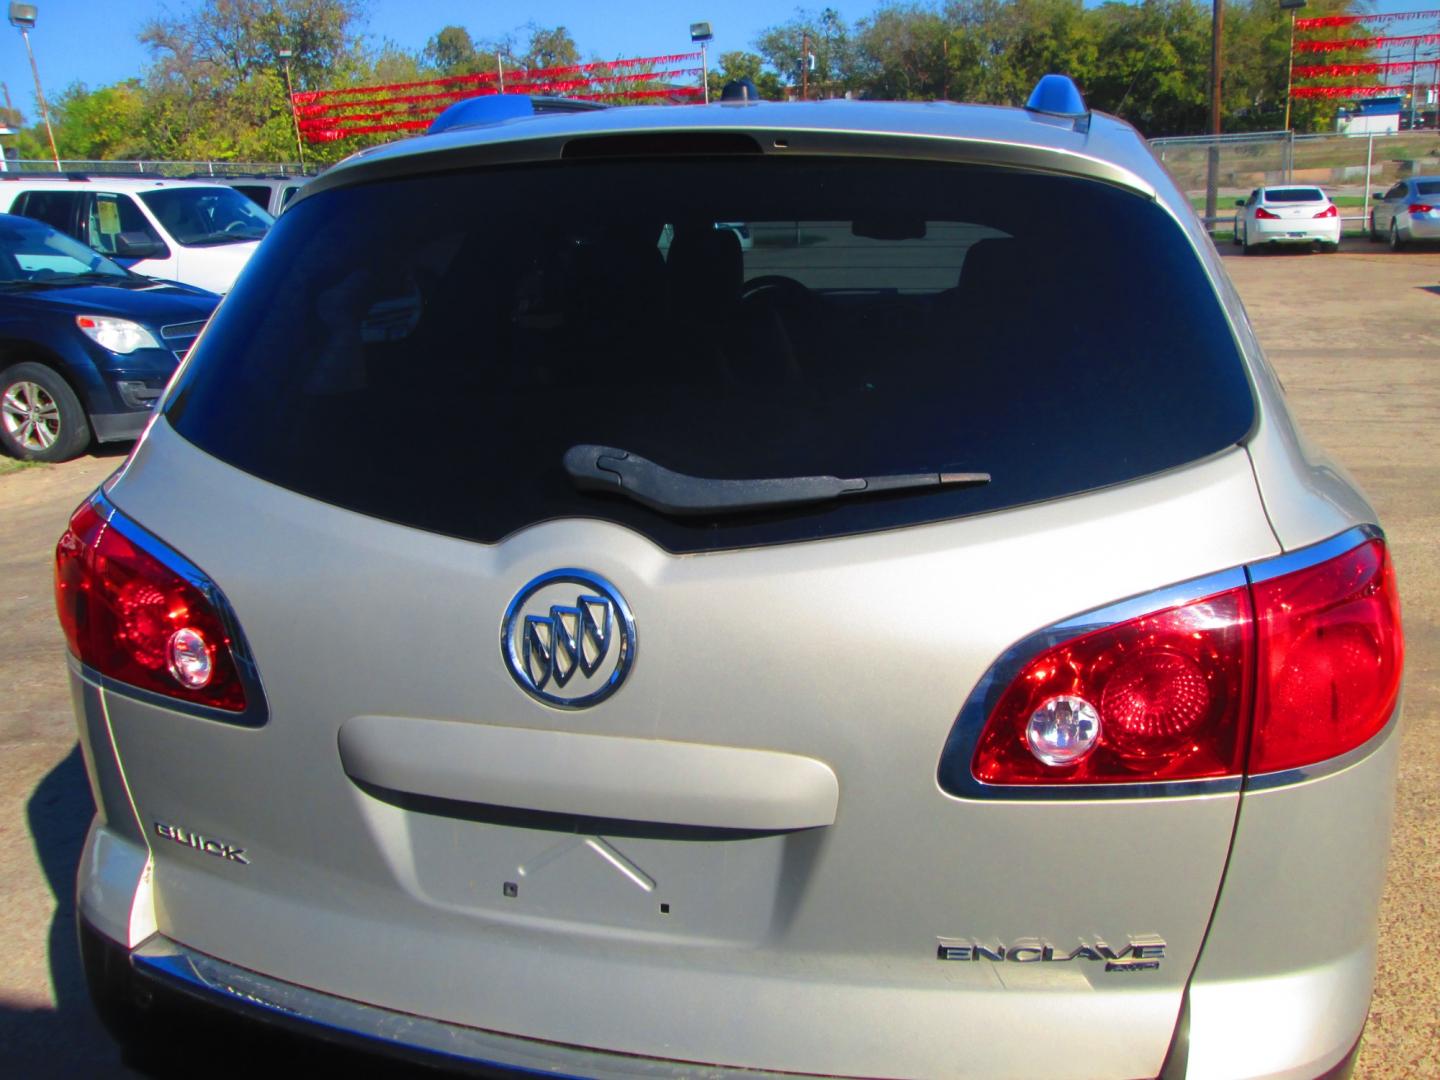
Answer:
(77, 910, 1365, 1080)
(1402, 214, 1440, 239)
(1250, 219, 1341, 245)
(78, 914, 828, 1079)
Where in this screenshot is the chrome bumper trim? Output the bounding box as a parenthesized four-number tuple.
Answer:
(132, 936, 835, 1079)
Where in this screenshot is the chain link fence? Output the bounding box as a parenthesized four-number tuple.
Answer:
(2, 159, 309, 177)
(1151, 129, 1440, 234)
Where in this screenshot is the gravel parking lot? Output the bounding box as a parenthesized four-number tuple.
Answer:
(1, 237, 1436, 1077)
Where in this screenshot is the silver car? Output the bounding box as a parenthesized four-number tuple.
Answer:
(59, 76, 1404, 1080)
(1369, 174, 1440, 249)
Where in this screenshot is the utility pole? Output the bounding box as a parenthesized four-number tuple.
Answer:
(277, 48, 305, 171)
(1204, 0, 1224, 232)
(1410, 40, 1420, 129)
(801, 30, 810, 101)
(1280, 0, 1307, 131)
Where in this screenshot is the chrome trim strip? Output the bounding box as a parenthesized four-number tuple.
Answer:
(1245, 523, 1383, 585)
(132, 936, 840, 1079)
(937, 526, 1387, 801)
(87, 489, 269, 728)
(1243, 707, 1401, 792)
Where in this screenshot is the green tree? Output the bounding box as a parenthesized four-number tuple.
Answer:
(141, 0, 365, 90)
(756, 7, 859, 97)
(521, 25, 579, 71)
(424, 25, 489, 76)
(853, 5, 954, 100)
(707, 51, 786, 100)
(49, 81, 148, 159)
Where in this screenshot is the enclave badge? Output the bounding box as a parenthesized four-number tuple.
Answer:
(937, 935, 1166, 972)
(502, 569, 636, 709)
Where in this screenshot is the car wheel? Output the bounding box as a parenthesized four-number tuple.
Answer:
(0, 361, 91, 462)
(1241, 226, 1254, 255)
(1321, 241, 1339, 253)
(1369, 213, 1380, 242)
(1232, 219, 1242, 246)
(1389, 220, 1404, 252)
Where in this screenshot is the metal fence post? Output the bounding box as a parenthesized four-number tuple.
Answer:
(1363, 132, 1374, 232)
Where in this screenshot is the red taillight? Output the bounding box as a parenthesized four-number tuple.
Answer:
(1313, 205, 1338, 218)
(1255, 207, 1280, 219)
(971, 587, 1254, 785)
(55, 499, 247, 712)
(1407, 203, 1433, 214)
(969, 537, 1402, 787)
(1249, 539, 1402, 773)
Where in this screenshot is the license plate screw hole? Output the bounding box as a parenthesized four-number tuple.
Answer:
(503, 881, 518, 898)
(659, 902, 670, 914)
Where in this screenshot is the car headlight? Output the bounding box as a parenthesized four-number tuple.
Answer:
(76, 315, 162, 355)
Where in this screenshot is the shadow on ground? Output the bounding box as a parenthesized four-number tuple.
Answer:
(0, 746, 131, 1077)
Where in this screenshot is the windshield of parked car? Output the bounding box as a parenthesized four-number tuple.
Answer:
(0, 214, 133, 287)
(140, 186, 273, 246)
(1264, 188, 1326, 203)
(166, 158, 1255, 554)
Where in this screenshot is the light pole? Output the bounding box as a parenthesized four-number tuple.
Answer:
(1204, 0, 1224, 231)
(277, 48, 306, 171)
(690, 22, 713, 104)
(1280, 0, 1306, 132)
(8, 4, 59, 170)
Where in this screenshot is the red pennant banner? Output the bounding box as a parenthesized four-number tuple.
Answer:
(294, 53, 709, 143)
(1297, 10, 1440, 29)
(1293, 59, 1440, 77)
(1289, 85, 1423, 99)
(293, 52, 702, 105)
(1294, 32, 1440, 53)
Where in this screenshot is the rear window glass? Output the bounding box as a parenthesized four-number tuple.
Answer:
(166, 158, 1254, 553)
(1264, 188, 1325, 203)
(1416, 180, 1440, 195)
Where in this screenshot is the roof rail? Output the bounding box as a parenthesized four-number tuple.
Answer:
(428, 94, 607, 136)
(1024, 74, 1090, 134)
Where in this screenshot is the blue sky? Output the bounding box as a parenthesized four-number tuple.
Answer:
(0, 1, 874, 106)
(1, 0, 1433, 108)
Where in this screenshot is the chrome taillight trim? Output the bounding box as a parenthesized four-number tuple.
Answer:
(937, 525, 1389, 802)
(1243, 707, 1400, 792)
(78, 488, 269, 727)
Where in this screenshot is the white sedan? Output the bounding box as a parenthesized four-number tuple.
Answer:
(1233, 186, 1341, 254)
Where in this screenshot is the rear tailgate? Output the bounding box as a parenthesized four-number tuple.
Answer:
(101, 419, 1279, 1079)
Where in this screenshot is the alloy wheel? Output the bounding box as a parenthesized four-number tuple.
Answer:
(1, 380, 61, 450)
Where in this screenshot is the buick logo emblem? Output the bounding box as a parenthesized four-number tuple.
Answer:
(501, 570, 636, 708)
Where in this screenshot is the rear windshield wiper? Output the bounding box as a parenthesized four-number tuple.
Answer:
(564, 444, 989, 517)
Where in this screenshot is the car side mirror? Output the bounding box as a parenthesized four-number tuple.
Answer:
(1234, 200, 1245, 207)
(1372, 192, 1384, 200)
(114, 231, 166, 260)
